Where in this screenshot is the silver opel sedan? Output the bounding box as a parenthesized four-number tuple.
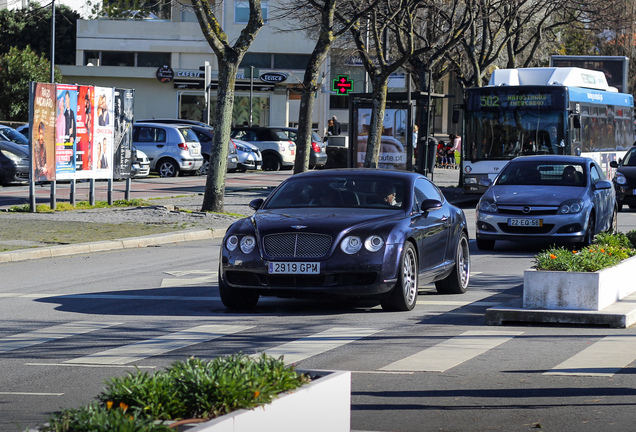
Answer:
(475, 155, 617, 250)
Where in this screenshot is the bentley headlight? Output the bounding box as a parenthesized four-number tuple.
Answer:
(558, 199, 584, 214)
(240, 235, 256, 253)
(615, 172, 627, 185)
(226, 235, 239, 251)
(341, 236, 362, 254)
(364, 235, 384, 252)
(478, 197, 497, 213)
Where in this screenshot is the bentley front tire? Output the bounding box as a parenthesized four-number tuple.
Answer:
(381, 242, 418, 311)
(436, 231, 470, 294)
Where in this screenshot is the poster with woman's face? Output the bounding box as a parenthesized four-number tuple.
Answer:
(92, 87, 114, 178)
(55, 84, 78, 179)
(31, 83, 56, 182)
(74, 85, 94, 178)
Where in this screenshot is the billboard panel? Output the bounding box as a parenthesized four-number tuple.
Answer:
(55, 84, 78, 179)
(113, 88, 135, 179)
(31, 83, 56, 182)
(93, 87, 115, 178)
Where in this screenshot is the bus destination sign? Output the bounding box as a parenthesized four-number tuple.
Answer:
(479, 92, 552, 108)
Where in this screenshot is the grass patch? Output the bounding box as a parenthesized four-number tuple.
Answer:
(8, 199, 150, 213)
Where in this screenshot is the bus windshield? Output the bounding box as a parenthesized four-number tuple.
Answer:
(466, 109, 566, 162)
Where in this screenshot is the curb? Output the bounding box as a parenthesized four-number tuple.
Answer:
(0, 228, 227, 264)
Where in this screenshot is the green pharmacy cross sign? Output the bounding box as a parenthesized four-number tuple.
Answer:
(333, 75, 353, 95)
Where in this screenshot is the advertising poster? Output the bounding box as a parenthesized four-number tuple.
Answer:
(75, 85, 94, 178)
(31, 83, 56, 182)
(112, 88, 135, 179)
(55, 84, 78, 179)
(93, 86, 114, 178)
(355, 107, 408, 170)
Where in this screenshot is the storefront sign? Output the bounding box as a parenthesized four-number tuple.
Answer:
(260, 72, 288, 83)
(333, 75, 353, 95)
(156, 65, 174, 83)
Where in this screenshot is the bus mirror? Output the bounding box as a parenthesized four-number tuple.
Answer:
(572, 115, 581, 129)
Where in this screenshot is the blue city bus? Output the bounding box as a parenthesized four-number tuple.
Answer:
(462, 67, 634, 193)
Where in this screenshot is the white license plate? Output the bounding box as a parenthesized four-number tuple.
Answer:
(508, 218, 543, 227)
(268, 262, 320, 274)
(191, 148, 200, 155)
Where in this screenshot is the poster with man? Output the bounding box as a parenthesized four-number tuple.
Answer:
(93, 87, 114, 178)
(31, 83, 56, 182)
(112, 88, 135, 179)
(55, 84, 78, 179)
(74, 85, 95, 178)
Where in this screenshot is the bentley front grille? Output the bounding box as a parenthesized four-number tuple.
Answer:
(263, 233, 332, 259)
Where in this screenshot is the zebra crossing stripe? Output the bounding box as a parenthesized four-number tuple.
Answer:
(64, 324, 252, 365)
(252, 327, 381, 365)
(380, 330, 523, 372)
(0, 322, 121, 353)
(544, 335, 636, 377)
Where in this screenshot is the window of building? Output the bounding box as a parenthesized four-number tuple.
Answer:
(240, 53, 272, 69)
(273, 54, 310, 70)
(181, 5, 198, 22)
(138, 52, 171, 68)
(84, 51, 170, 68)
(102, 51, 135, 67)
(235, 1, 268, 23)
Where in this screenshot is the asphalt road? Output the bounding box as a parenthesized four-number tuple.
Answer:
(2, 212, 636, 431)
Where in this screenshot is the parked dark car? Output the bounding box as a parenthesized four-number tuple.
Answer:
(0, 140, 30, 184)
(476, 155, 617, 250)
(610, 145, 636, 211)
(280, 129, 328, 169)
(0, 125, 29, 146)
(188, 125, 239, 175)
(218, 169, 470, 311)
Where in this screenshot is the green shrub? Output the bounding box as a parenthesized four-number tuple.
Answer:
(43, 354, 310, 431)
(534, 231, 636, 272)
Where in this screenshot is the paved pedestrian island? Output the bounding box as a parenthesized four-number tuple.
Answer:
(485, 291, 636, 328)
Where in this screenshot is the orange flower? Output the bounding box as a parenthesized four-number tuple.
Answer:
(572, 250, 578, 254)
(120, 402, 128, 412)
(254, 390, 260, 398)
(600, 249, 605, 253)
(106, 401, 113, 410)
(550, 254, 557, 259)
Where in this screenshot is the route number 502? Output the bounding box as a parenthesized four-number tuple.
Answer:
(480, 95, 499, 107)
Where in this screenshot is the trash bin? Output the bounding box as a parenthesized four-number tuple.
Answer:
(426, 137, 438, 174)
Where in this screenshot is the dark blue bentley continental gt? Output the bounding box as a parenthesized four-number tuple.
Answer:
(218, 169, 470, 311)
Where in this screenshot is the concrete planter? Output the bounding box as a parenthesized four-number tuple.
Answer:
(185, 370, 351, 432)
(523, 256, 636, 310)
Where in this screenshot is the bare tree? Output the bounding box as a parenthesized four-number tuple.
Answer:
(191, 0, 264, 212)
(339, 0, 418, 168)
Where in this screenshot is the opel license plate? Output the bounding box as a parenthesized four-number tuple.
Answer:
(508, 218, 543, 227)
(268, 262, 320, 274)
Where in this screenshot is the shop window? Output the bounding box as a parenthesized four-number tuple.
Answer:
(84, 51, 100, 66)
(235, 1, 268, 24)
(330, 95, 349, 109)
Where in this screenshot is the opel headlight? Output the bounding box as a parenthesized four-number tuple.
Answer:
(558, 199, 584, 214)
(478, 197, 497, 213)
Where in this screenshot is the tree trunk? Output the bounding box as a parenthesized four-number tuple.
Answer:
(363, 76, 388, 168)
(201, 60, 237, 212)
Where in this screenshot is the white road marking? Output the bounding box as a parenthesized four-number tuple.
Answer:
(380, 330, 523, 372)
(544, 335, 636, 377)
(252, 327, 382, 365)
(25, 363, 156, 369)
(0, 392, 64, 396)
(0, 322, 121, 353)
(0, 293, 220, 301)
(416, 300, 500, 307)
(64, 324, 252, 365)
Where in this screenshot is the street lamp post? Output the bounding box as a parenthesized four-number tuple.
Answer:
(50, 0, 55, 83)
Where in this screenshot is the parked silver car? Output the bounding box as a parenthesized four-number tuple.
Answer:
(132, 123, 203, 177)
(475, 155, 617, 250)
(230, 126, 296, 171)
(233, 138, 262, 172)
(131, 146, 150, 178)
